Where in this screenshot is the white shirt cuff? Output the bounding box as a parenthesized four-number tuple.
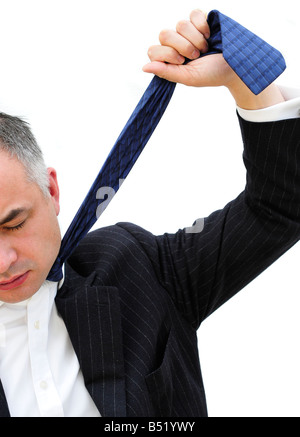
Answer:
(237, 86, 300, 123)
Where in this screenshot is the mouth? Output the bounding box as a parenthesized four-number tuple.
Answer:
(0, 272, 30, 291)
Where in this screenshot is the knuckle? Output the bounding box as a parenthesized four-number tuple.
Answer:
(190, 8, 206, 19)
(190, 9, 199, 20)
(190, 9, 209, 33)
(176, 19, 189, 34)
(147, 45, 155, 59)
(159, 29, 170, 44)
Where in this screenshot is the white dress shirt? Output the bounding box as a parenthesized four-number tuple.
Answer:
(0, 85, 300, 417)
(0, 281, 101, 417)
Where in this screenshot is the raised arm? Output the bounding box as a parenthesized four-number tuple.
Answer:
(130, 9, 300, 328)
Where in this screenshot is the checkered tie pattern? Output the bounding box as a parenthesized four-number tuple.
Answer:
(207, 11, 286, 95)
(47, 10, 286, 282)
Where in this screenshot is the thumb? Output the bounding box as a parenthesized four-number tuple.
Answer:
(143, 61, 194, 85)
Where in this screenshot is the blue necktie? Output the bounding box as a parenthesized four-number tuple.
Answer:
(47, 10, 286, 282)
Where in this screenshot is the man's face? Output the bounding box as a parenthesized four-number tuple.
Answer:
(0, 151, 61, 303)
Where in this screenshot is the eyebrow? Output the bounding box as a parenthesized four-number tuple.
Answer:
(0, 208, 29, 226)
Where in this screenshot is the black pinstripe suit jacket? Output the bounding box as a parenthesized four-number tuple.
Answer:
(1, 115, 300, 417)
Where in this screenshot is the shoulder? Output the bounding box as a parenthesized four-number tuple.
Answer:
(66, 222, 158, 277)
(77, 222, 155, 252)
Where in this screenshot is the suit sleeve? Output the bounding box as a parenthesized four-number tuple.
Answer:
(121, 114, 300, 329)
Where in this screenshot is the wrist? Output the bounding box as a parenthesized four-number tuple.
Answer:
(227, 75, 285, 110)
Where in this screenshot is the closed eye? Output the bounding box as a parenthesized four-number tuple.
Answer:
(3, 220, 26, 232)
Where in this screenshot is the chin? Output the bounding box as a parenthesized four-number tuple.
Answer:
(0, 271, 45, 304)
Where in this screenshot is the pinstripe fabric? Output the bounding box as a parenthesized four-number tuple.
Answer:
(1, 115, 300, 417)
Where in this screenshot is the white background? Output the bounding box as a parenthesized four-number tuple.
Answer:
(0, 0, 299, 417)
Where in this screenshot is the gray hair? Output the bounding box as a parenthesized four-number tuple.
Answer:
(0, 113, 49, 196)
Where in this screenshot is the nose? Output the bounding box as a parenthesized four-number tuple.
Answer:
(0, 242, 18, 275)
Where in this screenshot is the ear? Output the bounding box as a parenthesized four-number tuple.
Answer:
(47, 167, 60, 216)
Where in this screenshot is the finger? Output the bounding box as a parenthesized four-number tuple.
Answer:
(176, 19, 208, 53)
(147, 45, 185, 65)
(190, 9, 210, 39)
(159, 29, 200, 60)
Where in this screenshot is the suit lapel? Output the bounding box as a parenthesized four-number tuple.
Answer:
(56, 270, 127, 417)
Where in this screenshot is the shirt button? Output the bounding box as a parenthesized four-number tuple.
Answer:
(40, 381, 48, 390)
(34, 321, 40, 330)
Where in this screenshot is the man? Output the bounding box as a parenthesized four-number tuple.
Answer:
(0, 9, 299, 417)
